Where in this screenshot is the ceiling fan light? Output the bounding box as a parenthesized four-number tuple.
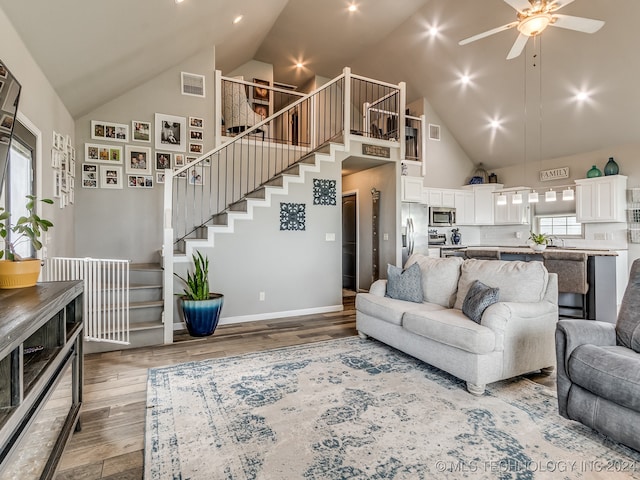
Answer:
(518, 13, 552, 36)
(528, 191, 539, 203)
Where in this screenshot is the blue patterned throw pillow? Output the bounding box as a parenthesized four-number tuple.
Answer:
(462, 280, 500, 324)
(386, 263, 424, 303)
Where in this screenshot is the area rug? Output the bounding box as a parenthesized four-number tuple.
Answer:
(145, 337, 640, 479)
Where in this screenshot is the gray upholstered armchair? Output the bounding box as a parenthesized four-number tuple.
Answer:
(555, 258, 640, 451)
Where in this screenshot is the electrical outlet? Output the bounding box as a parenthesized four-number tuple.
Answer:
(383, 233, 389, 241)
(515, 232, 522, 239)
(325, 233, 335, 242)
(259, 291, 265, 301)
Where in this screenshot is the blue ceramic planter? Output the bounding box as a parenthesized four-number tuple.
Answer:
(180, 294, 224, 337)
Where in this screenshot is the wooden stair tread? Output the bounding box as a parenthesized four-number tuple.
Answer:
(129, 263, 163, 271)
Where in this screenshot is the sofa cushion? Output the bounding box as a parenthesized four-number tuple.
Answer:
(454, 259, 549, 310)
(568, 344, 640, 412)
(462, 280, 500, 324)
(403, 308, 496, 354)
(386, 263, 423, 303)
(405, 254, 463, 308)
(356, 293, 445, 326)
(616, 258, 640, 353)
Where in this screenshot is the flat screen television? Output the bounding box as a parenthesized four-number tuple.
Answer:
(0, 60, 22, 197)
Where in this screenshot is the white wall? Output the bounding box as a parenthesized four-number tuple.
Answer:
(0, 7, 75, 257)
(74, 47, 215, 262)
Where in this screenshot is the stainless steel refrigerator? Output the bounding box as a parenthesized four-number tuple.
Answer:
(401, 202, 430, 265)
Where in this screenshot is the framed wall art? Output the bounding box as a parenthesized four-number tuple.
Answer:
(155, 152, 172, 170)
(128, 175, 153, 188)
(189, 143, 203, 154)
(155, 113, 186, 152)
(82, 164, 98, 188)
(125, 145, 152, 175)
(174, 154, 185, 167)
(253, 79, 269, 101)
(189, 117, 203, 129)
(91, 120, 129, 142)
(85, 143, 123, 164)
(100, 165, 123, 189)
(189, 130, 203, 141)
(132, 120, 151, 143)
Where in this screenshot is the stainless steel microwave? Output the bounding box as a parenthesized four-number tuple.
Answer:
(429, 207, 456, 227)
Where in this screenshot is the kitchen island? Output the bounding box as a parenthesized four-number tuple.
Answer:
(462, 246, 620, 323)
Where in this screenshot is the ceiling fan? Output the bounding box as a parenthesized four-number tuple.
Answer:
(459, 0, 605, 60)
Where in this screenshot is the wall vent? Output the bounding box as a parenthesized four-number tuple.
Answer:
(429, 123, 441, 141)
(181, 72, 206, 97)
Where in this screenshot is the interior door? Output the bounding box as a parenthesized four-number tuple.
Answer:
(342, 193, 357, 291)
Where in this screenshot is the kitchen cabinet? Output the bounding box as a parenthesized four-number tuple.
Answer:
(425, 188, 455, 208)
(401, 176, 424, 203)
(462, 184, 502, 225)
(454, 191, 475, 225)
(576, 175, 627, 223)
(427, 247, 441, 258)
(494, 191, 530, 225)
(0, 281, 84, 479)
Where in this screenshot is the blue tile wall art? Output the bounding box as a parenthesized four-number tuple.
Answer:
(280, 202, 306, 231)
(313, 178, 336, 206)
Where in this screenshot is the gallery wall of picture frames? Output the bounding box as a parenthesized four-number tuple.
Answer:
(52, 131, 75, 208)
(82, 114, 205, 190)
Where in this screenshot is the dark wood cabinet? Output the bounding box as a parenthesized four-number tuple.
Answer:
(0, 281, 83, 479)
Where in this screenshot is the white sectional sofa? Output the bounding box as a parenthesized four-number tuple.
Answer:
(356, 254, 559, 395)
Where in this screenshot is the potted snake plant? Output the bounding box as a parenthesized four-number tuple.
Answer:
(0, 195, 54, 288)
(174, 251, 224, 336)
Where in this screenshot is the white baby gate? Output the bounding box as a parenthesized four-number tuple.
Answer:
(42, 257, 130, 344)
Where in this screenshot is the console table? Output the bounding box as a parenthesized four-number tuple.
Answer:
(0, 281, 83, 479)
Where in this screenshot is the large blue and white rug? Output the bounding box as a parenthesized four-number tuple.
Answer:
(145, 337, 640, 479)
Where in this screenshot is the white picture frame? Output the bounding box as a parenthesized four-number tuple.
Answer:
(127, 175, 154, 189)
(82, 164, 98, 188)
(188, 165, 205, 186)
(189, 117, 204, 129)
(125, 145, 152, 175)
(85, 143, 123, 164)
(189, 143, 203, 154)
(132, 120, 151, 143)
(155, 152, 172, 170)
(100, 165, 123, 189)
(155, 113, 187, 152)
(91, 120, 129, 142)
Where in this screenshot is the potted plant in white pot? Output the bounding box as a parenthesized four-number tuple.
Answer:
(175, 251, 224, 337)
(0, 195, 54, 289)
(528, 231, 550, 252)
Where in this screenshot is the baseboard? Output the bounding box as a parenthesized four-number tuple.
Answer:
(173, 304, 344, 330)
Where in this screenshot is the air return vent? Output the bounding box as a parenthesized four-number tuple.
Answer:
(181, 72, 205, 97)
(429, 123, 441, 141)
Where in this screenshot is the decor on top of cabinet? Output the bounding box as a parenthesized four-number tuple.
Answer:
(604, 157, 619, 176)
(0, 195, 54, 288)
(488, 173, 498, 183)
(528, 231, 550, 252)
(469, 163, 489, 184)
(586, 165, 602, 178)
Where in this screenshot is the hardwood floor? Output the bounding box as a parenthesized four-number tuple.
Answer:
(54, 297, 357, 479)
(54, 293, 555, 479)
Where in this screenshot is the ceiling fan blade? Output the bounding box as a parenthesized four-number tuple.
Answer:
(459, 21, 519, 46)
(547, 0, 576, 11)
(551, 14, 605, 33)
(506, 33, 529, 60)
(503, 0, 533, 13)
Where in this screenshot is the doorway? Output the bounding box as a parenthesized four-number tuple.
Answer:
(342, 192, 358, 292)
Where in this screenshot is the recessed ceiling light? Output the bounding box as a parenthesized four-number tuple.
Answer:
(489, 119, 501, 129)
(460, 74, 471, 85)
(576, 90, 589, 101)
(429, 26, 439, 36)
(348, 4, 357, 13)
(296, 62, 303, 68)
(175, 0, 184, 4)
(233, 15, 243, 24)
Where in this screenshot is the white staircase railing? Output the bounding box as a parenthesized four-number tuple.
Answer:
(42, 257, 130, 345)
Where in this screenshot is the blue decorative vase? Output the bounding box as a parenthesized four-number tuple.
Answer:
(604, 157, 619, 176)
(586, 165, 602, 178)
(180, 294, 224, 337)
(451, 229, 462, 245)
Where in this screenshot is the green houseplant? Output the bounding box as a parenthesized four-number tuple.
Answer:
(0, 195, 54, 288)
(528, 231, 550, 252)
(174, 251, 224, 336)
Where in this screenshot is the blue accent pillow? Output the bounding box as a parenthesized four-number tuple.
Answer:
(386, 263, 424, 303)
(462, 280, 500, 324)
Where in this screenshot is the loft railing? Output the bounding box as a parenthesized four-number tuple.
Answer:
(162, 67, 408, 344)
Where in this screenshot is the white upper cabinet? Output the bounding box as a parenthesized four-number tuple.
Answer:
(454, 191, 475, 225)
(401, 176, 425, 203)
(462, 184, 502, 225)
(425, 188, 455, 207)
(494, 191, 530, 225)
(576, 175, 627, 223)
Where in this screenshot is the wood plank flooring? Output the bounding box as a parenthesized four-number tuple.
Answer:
(54, 297, 357, 479)
(54, 294, 554, 479)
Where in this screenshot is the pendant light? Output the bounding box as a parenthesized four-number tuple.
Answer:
(528, 190, 539, 203)
(545, 189, 556, 202)
(496, 193, 507, 206)
(512, 192, 523, 204)
(562, 187, 574, 201)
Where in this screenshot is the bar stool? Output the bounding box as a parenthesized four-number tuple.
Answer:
(464, 249, 501, 261)
(542, 251, 589, 318)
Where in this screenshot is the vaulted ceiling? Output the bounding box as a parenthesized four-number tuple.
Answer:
(1, 0, 638, 170)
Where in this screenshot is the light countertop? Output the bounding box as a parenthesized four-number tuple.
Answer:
(464, 246, 619, 256)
